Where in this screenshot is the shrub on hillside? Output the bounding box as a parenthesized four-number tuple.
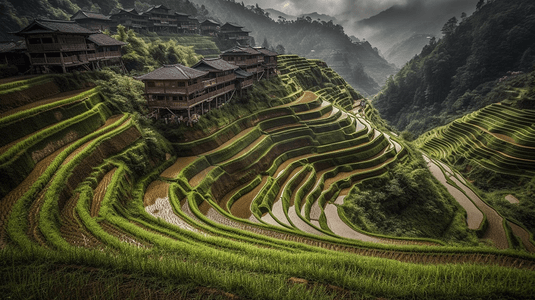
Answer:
(0, 64, 19, 79)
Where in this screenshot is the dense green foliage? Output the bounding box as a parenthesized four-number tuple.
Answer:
(373, 0, 535, 136)
(112, 25, 203, 73)
(342, 150, 475, 244)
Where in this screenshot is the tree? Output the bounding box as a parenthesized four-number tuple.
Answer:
(476, 0, 485, 11)
(275, 44, 285, 54)
(262, 37, 270, 49)
(441, 17, 458, 36)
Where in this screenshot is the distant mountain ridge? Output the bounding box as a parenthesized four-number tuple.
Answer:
(193, 0, 395, 95)
(340, 0, 478, 58)
(373, 0, 535, 136)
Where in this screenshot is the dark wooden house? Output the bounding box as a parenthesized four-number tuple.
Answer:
(200, 19, 220, 36)
(255, 47, 278, 79)
(137, 63, 236, 118)
(14, 19, 125, 73)
(70, 10, 113, 31)
(142, 5, 177, 33)
(220, 46, 263, 78)
(109, 8, 147, 31)
(219, 22, 251, 45)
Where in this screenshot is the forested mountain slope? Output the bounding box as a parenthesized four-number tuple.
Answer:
(191, 0, 395, 95)
(373, 0, 535, 136)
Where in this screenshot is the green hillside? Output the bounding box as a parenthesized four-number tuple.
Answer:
(1, 57, 535, 299)
(416, 71, 535, 244)
(373, 0, 535, 136)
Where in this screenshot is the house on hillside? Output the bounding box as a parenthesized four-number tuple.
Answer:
(109, 8, 147, 31)
(200, 19, 220, 36)
(142, 5, 177, 33)
(255, 47, 278, 79)
(136, 63, 236, 119)
(70, 10, 113, 31)
(0, 41, 30, 72)
(219, 22, 252, 45)
(176, 13, 200, 34)
(13, 19, 126, 73)
(192, 57, 254, 96)
(220, 46, 264, 79)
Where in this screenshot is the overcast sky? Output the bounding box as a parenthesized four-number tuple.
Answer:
(241, 0, 415, 19)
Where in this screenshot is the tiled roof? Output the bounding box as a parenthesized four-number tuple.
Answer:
(201, 19, 220, 26)
(221, 46, 261, 56)
(255, 47, 278, 56)
(15, 19, 95, 35)
(88, 33, 127, 46)
(144, 5, 171, 13)
(71, 10, 111, 21)
(136, 64, 208, 81)
(0, 41, 26, 53)
(192, 58, 239, 72)
(221, 22, 243, 29)
(235, 68, 253, 79)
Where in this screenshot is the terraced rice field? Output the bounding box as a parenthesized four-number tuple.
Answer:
(1, 58, 535, 299)
(419, 103, 535, 177)
(417, 100, 535, 252)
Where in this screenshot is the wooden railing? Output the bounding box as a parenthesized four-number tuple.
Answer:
(29, 43, 96, 52)
(147, 84, 235, 110)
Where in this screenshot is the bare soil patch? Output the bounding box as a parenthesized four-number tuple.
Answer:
(100, 221, 148, 248)
(508, 221, 535, 253)
(159, 156, 197, 179)
(143, 181, 170, 207)
(202, 127, 256, 155)
(60, 193, 102, 248)
(0, 142, 69, 248)
(0, 88, 92, 118)
(188, 166, 215, 187)
(230, 176, 269, 219)
(281, 91, 317, 107)
(505, 194, 520, 204)
(91, 168, 117, 217)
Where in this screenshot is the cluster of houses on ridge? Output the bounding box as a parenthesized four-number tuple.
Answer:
(1, 4, 254, 73)
(137, 45, 278, 121)
(1, 13, 278, 121)
(73, 5, 251, 43)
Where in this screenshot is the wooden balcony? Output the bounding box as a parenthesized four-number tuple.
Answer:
(239, 79, 254, 89)
(27, 42, 80, 51)
(216, 74, 236, 84)
(145, 81, 204, 95)
(147, 84, 235, 110)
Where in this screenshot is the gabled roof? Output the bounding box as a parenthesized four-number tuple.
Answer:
(235, 68, 253, 79)
(110, 8, 142, 16)
(192, 58, 239, 72)
(221, 22, 243, 29)
(144, 5, 171, 13)
(88, 33, 127, 46)
(71, 10, 111, 21)
(14, 19, 96, 36)
(221, 46, 261, 56)
(255, 47, 278, 56)
(201, 19, 220, 26)
(136, 64, 208, 81)
(0, 40, 27, 53)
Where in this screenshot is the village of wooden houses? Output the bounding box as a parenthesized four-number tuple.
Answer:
(0, 4, 278, 122)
